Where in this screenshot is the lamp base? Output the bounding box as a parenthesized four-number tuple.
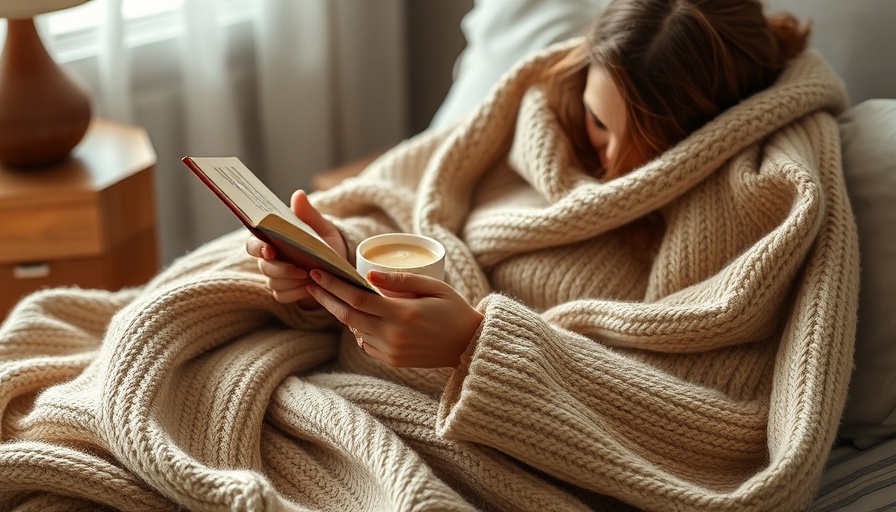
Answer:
(0, 18, 91, 169)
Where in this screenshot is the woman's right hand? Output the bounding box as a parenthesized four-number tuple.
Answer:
(246, 234, 314, 305)
(246, 189, 348, 306)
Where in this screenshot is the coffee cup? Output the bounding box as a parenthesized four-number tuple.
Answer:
(356, 233, 446, 281)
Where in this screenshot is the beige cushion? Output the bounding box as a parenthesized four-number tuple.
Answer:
(836, 99, 896, 448)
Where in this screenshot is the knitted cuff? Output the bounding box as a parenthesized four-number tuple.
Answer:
(436, 293, 555, 448)
(326, 216, 375, 267)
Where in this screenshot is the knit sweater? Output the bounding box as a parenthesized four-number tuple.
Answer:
(0, 39, 857, 511)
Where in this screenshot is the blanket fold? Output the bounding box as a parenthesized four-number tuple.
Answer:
(0, 37, 857, 512)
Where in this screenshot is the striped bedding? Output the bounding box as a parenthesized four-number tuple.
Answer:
(812, 438, 896, 511)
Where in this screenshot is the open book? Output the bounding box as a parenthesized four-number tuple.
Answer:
(182, 156, 377, 293)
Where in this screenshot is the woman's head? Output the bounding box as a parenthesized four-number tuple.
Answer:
(547, 0, 810, 178)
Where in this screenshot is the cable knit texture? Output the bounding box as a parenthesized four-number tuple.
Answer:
(0, 39, 857, 511)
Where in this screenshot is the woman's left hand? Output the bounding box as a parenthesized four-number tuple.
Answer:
(305, 269, 484, 368)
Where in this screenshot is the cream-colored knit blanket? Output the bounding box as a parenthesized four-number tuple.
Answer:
(0, 40, 857, 511)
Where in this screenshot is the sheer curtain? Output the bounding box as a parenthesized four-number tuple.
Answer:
(27, 0, 410, 266)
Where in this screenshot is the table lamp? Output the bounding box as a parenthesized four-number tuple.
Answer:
(0, 0, 92, 168)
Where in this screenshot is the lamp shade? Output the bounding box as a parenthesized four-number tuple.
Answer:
(0, 0, 90, 19)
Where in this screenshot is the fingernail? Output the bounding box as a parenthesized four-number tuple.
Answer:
(368, 270, 386, 283)
(310, 269, 322, 282)
(261, 246, 272, 259)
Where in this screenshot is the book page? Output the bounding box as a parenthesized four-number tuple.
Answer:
(188, 157, 323, 243)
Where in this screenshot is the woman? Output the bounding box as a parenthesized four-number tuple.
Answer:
(247, 0, 812, 368)
(236, 0, 855, 509)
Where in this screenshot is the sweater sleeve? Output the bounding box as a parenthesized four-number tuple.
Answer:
(436, 293, 769, 502)
(328, 213, 401, 267)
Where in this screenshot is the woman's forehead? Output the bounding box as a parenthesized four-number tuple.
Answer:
(583, 66, 627, 132)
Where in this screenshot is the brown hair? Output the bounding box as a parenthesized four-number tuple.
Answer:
(545, 0, 810, 179)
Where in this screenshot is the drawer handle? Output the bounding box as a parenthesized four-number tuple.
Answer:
(13, 263, 51, 279)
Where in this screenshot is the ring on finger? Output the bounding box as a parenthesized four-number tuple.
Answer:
(348, 326, 365, 350)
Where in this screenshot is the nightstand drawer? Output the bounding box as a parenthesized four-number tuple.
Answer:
(1, 257, 105, 314)
(0, 201, 103, 264)
(0, 225, 156, 316)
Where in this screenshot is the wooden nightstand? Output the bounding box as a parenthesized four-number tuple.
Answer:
(0, 118, 159, 318)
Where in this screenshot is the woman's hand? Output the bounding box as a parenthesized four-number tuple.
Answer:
(305, 269, 484, 368)
(246, 190, 348, 306)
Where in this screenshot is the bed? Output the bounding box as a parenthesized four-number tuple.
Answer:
(0, 1, 894, 511)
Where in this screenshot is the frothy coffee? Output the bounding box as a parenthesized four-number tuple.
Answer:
(362, 243, 438, 268)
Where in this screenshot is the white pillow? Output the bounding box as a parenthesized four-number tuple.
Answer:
(429, 0, 608, 129)
(836, 99, 896, 448)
